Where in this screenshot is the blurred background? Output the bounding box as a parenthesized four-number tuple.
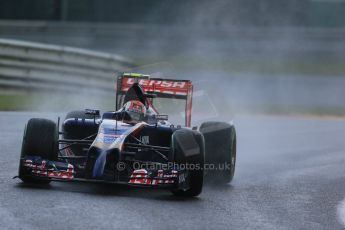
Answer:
(0, 0, 344, 119)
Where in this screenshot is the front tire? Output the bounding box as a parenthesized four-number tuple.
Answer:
(19, 118, 58, 184)
(170, 129, 205, 197)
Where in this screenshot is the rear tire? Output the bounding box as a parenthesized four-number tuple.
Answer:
(19, 118, 58, 184)
(170, 129, 205, 197)
(63, 110, 100, 155)
(200, 121, 236, 184)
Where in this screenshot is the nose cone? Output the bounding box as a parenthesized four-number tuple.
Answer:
(86, 146, 120, 179)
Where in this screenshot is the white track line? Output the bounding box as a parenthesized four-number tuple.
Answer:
(336, 198, 345, 227)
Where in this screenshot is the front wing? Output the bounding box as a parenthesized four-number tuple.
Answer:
(19, 156, 187, 189)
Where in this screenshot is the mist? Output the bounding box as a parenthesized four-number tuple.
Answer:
(0, 0, 344, 120)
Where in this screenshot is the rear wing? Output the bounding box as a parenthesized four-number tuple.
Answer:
(115, 73, 193, 127)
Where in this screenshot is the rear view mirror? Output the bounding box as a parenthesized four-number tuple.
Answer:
(156, 114, 168, 121)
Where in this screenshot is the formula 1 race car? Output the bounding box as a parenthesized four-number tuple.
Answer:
(17, 73, 236, 197)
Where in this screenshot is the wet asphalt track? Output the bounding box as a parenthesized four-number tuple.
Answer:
(1, 112, 345, 230)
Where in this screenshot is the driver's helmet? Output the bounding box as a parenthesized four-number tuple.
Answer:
(122, 100, 146, 123)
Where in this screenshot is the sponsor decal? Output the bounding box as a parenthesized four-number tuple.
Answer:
(125, 78, 187, 89)
(140, 136, 149, 145)
(23, 158, 74, 180)
(128, 168, 176, 186)
(179, 173, 186, 183)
